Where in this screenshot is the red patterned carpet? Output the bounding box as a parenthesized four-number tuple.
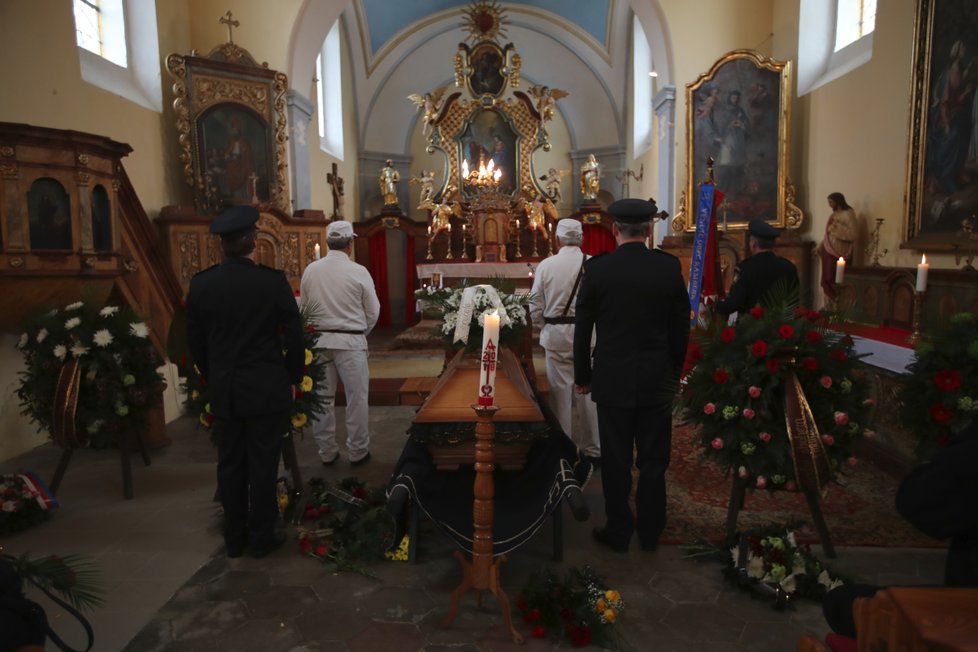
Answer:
(661, 422, 943, 548)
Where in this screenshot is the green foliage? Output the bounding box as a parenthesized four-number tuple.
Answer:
(679, 303, 872, 492)
(516, 565, 623, 648)
(3, 552, 104, 612)
(899, 312, 978, 460)
(16, 301, 164, 449)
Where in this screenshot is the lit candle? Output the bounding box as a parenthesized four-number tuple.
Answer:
(916, 253, 929, 292)
(314, 243, 321, 260)
(448, 223, 452, 232)
(479, 310, 500, 406)
(516, 219, 520, 229)
(427, 225, 432, 237)
(835, 257, 845, 284)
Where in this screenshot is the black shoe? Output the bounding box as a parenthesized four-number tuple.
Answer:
(350, 451, 371, 466)
(592, 527, 629, 553)
(385, 485, 409, 552)
(564, 487, 590, 522)
(322, 452, 339, 466)
(250, 532, 286, 559)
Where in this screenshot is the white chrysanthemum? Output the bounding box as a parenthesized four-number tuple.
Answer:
(93, 329, 113, 347)
(70, 343, 90, 358)
(786, 531, 797, 548)
(17, 333, 28, 349)
(129, 322, 149, 338)
(65, 301, 83, 311)
(817, 570, 833, 588)
(64, 317, 81, 330)
(53, 344, 67, 360)
(36, 328, 48, 343)
(46, 308, 58, 317)
(99, 305, 120, 317)
(780, 575, 797, 594)
(747, 556, 765, 579)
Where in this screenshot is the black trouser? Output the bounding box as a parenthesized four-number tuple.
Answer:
(595, 403, 671, 548)
(214, 411, 289, 550)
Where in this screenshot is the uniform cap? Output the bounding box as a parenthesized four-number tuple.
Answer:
(747, 219, 780, 239)
(554, 218, 582, 238)
(326, 220, 357, 239)
(607, 198, 658, 223)
(210, 205, 259, 236)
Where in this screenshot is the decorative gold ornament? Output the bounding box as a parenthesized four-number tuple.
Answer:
(9, 256, 24, 268)
(0, 146, 14, 157)
(461, 1, 507, 44)
(77, 154, 89, 165)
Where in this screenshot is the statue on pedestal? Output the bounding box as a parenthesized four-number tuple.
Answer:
(580, 154, 601, 202)
(379, 160, 400, 207)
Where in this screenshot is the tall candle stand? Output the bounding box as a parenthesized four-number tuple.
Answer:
(909, 291, 925, 346)
(460, 226, 469, 260)
(865, 218, 888, 266)
(439, 404, 523, 644)
(513, 223, 523, 259)
(445, 229, 454, 260)
(546, 227, 554, 256)
(530, 228, 540, 258)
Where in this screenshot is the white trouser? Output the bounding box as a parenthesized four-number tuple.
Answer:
(312, 349, 370, 462)
(545, 348, 600, 457)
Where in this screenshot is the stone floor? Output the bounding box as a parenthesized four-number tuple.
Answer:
(2, 405, 946, 652)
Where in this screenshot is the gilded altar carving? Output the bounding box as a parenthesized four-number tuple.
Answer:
(192, 75, 270, 117)
(0, 146, 14, 157)
(304, 233, 320, 262)
(283, 233, 300, 279)
(206, 234, 221, 266)
(0, 163, 17, 178)
(77, 154, 89, 165)
(177, 232, 201, 282)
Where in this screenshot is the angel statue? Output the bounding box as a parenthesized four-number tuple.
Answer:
(580, 154, 601, 201)
(407, 86, 448, 137)
(410, 169, 439, 209)
(538, 167, 568, 203)
(430, 196, 463, 234)
(528, 85, 569, 122)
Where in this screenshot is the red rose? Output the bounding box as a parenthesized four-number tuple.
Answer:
(765, 358, 781, 374)
(806, 310, 821, 322)
(531, 625, 546, 638)
(929, 404, 952, 423)
(315, 543, 328, 557)
(205, 413, 215, 425)
(749, 306, 764, 319)
(778, 325, 795, 339)
(793, 307, 807, 318)
(571, 625, 593, 647)
(294, 390, 304, 398)
(721, 327, 737, 342)
(935, 370, 962, 392)
(523, 608, 541, 623)
(299, 537, 312, 554)
(713, 368, 730, 384)
(802, 357, 818, 372)
(751, 340, 768, 357)
(806, 330, 822, 343)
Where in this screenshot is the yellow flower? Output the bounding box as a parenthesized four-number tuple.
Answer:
(304, 349, 313, 365)
(300, 376, 314, 392)
(604, 589, 621, 603)
(191, 390, 200, 400)
(596, 597, 607, 612)
(385, 535, 410, 561)
(291, 413, 308, 428)
(604, 608, 617, 623)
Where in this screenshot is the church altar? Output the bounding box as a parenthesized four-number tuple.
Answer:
(417, 261, 536, 286)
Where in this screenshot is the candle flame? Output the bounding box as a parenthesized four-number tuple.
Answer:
(921, 253, 927, 265)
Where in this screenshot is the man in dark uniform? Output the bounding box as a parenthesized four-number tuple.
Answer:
(186, 205, 304, 558)
(573, 198, 691, 553)
(716, 219, 799, 315)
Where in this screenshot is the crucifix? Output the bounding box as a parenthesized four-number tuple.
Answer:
(327, 162, 345, 218)
(615, 163, 644, 198)
(219, 11, 240, 44)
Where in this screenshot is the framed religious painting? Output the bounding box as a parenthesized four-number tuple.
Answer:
(680, 50, 798, 232)
(904, 0, 978, 250)
(166, 39, 290, 214)
(458, 108, 520, 198)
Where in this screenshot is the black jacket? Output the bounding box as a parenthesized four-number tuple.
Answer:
(573, 242, 691, 407)
(716, 250, 799, 315)
(186, 257, 304, 418)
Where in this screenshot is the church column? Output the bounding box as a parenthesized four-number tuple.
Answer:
(569, 146, 625, 207)
(286, 89, 315, 211)
(358, 151, 411, 218)
(652, 85, 676, 246)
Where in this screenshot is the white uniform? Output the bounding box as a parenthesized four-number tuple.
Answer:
(299, 249, 381, 463)
(529, 245, 600, 457)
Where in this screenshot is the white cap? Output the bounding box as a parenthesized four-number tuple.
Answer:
(326, 220, 357, 239)
(555, 218, 582, 238)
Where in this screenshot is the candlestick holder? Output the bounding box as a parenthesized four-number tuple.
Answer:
(530, 228, 540, 258)
(460, 227, 469, 260)
(909, 290, 925, 346)
(952, 244, 976, 271)
(439, 404, 523, 644)
(546, 228, 554, 256)
(426, 235, 434, 261)
(513, 223, 522, 259)
(445, 229, 454, 260)
(865, 218, 888, 267)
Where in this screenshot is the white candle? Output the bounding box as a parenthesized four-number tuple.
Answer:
(835, 257, 845, 284)
(314, 243, 321, 260)
(916, 254, 929, 292)
(478, 310, 500, 406)
(448, 223, 452, 232)
(427, 225, 432, 237)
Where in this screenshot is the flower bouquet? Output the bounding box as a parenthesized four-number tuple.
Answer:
(179, 304, 329, 437)
(16, 301, 164, 449)
(898, 312, 978, 460)
(0, 473, 58, 536)
(414, 280, 531, 352)
(679, 304, 873, 492)
(516, 565, 624, 648)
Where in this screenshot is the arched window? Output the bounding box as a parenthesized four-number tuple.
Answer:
(28, 179, 72, 251)
(316, 20, 345, 160)
(92, 184, 112, 252)
(797, 0, 876, 96)
(72, 0, 162, 111)
(631, 15, 654, 158)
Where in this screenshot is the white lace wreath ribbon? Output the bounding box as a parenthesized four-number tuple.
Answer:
(452, 284, 513, 344)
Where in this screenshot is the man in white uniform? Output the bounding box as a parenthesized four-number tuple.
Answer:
(529, 218, 600, 462)
(300, 220, 381, 466)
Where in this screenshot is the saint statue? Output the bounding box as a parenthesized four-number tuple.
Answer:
(815, 192, 859, 300)
(379, 160, 400, 207)
(411, 169, 438, 209)
(580, 154, 601, 201)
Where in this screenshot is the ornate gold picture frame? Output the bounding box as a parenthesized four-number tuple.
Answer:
(166, 42, 289, 213)
(680, 50, 799, 232)
(904, 0, 978, 251)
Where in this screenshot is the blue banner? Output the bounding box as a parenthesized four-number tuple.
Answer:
(687, 183, 715, 325)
